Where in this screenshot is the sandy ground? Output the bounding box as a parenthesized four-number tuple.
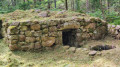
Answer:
(0, 36, 120, 67)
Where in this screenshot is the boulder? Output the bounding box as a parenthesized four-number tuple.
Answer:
(75, 48, 82, 53)
(42, 37, 55, 47)
(38, 11, 49, 17)
(67, 47, 76, 53)
(89, 51, 97, 56)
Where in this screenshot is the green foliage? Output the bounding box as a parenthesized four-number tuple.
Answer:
(88, 10, 120, 25)
(87, 10, 103, 19)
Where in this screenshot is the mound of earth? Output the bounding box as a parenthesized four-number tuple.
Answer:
(1, 9, 90, 23)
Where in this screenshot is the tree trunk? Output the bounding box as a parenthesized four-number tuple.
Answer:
(65, 0, 68, 10)
(34, 0, 37, 8)
(86, 0, 90, 12)
(71, 0, 74, 11)
(54, 0, 56, 8)
(100, 0, 105, 19)
(48, 0, 50, 9)
(75, 0, 80, 11)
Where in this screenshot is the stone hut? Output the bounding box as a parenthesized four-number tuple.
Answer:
(1, 10, 108, 51)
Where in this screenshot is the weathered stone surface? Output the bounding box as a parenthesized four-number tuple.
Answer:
(42, 37, 55, 47)
(9, 45, 19, 51)
(25, 31, 34, 37)
(31, 24, 40, 30)
(18, 42, 27, 46)
(49, 21, 57, 26)
(41, 25, 48, 29)
(42, 28, 48, 34)
(34, 31, 41, 36)
(26, 37, 36, 43)
(20, 31, 25, 35)
(4, 11, 108, 51)
(57, 31, 62, 37)
(19, 35, 25, 41)
(60, 22, 80, 30)
(75, 48, 82, 53)
(82, 33, 90, 39)
(55, 37, 62, 45)
(7, 26, 19, 34)
(21, 44, 34, 50)
(9, 40, 18, 44)
(67, 47, 76, 53)
(8, 35, 18, 40)
(89, 51, 97, 56)
(116, 34, 120, 39)
(63, 45, 70, 50)
(36, 37, 41, 42)
(20, 26, 28, 31)
(49, 26, 57, 32)
(38, 11, 49, 17)
(48, 32, 57, 37)
(34, 42, 41, 49)
(10, 22, 20, 26)
(85, 23, 96, 29)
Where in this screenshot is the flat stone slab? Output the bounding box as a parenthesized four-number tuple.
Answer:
(89, 51, 97, 56)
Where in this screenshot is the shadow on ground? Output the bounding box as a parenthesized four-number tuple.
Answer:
(0, 36, 120, 67)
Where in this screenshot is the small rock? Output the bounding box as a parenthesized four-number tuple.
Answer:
(83, 48, 88, 51)
(67, 47, 76, 53)
(63, 45, 70, 50)
(38, 11, 49, 17)
(75, 48, 82, 53)
(89, 51, 97, 56)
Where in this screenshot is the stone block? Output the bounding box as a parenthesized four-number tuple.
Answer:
(34, 42, 41, 49)
(19, 35, 25, 42)
(8, 35, 18, 40)
(36, 37, 41, 42)
(42, 28, 48, 34)
(7, 26, 19, 35)
(20, 26, 28, 31)
(49, 26, 57, 32)
(48, 32, 57, 37)
(31, 24, 40, 30)
(9, 40, 18, 44)
(41, 25, 48, 29)
(9, 44, 19, 51)
(25, 31, 34, 37)
(42, 37, 55, 47)
(18, 42, 27, 46)
(26, 37, 36, 43)
(34, 31, 42, 36)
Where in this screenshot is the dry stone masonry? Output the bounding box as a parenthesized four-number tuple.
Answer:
(108, 24, 120, 39)
(1, 10, 108, 51)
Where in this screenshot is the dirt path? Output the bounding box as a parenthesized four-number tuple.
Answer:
(0, 36, 120, 67)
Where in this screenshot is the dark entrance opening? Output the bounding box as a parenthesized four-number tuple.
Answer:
(0, 20, 3, 39)
(91, 45, 116, 51)
(62, 29, 76, 47)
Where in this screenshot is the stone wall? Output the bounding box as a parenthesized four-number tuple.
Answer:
(3, 17, 107, 51)
(108, 24, 120, 39)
